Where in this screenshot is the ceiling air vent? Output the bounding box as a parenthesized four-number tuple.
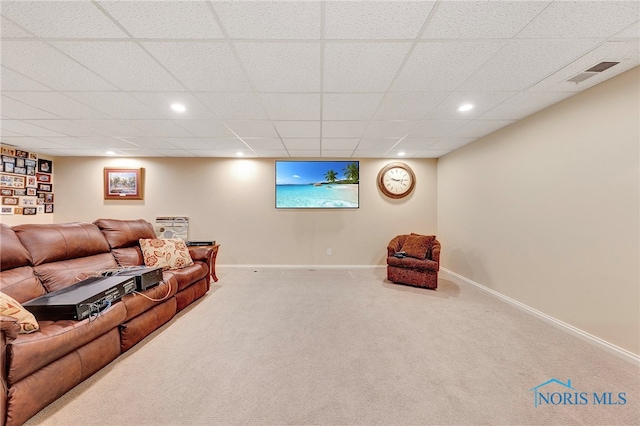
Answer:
(566, 61, 620, 84)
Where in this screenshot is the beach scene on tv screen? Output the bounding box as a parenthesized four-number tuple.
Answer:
(276, 161, 359, 208)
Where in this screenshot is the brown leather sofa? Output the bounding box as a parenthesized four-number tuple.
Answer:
(0, 219, 214, 426)
(386, 234, 441, 289)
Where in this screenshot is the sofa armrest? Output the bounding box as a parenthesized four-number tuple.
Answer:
(431, 239, 441, 267)
(189, 246, 214, 264)
(2, 315, 20, 425)
(1, 316, 19, 342)
(387, 235, 407, 257)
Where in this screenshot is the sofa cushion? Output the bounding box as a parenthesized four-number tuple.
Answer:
(403, 234, 435, 259)
(139, 238, 194, 270)
(164, 263, 208, 291)
(0, 292, 39, 334)
(110, 246, 144, 268)
(0, 266, 46, 303)
(33, 253, 120, 293)
(6, 301, 126, 385)
(13, 223, 111, 266)
(95, 218, 156, 249)
(387, 255, 439, 271)
(0, 224, 31, 271)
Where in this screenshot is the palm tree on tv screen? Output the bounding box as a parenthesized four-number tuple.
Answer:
(342, 162, 359, 183)
(324, 169, 338, 183)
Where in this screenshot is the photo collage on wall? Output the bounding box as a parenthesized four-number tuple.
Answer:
(0, 146, 54, 215)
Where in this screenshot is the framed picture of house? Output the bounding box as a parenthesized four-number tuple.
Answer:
(104, 168, 144, 200)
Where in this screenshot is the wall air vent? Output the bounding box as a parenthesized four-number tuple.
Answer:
(566, 61, 620, 84)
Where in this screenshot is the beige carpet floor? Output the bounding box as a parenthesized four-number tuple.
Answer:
(26, 268, 639, 425)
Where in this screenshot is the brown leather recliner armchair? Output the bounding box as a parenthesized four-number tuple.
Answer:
(386, 234, 440, 289)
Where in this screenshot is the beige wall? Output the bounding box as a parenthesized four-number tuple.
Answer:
(437, 67, 640, 355)
(51, 158, 437, 266)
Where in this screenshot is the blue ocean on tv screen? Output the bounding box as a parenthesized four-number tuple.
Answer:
(276, 184, 358, 208)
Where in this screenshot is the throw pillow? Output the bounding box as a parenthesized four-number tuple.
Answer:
(139, 238, 194, 270)
(402, 234, 434, 259)
(0, 292, 39, 334)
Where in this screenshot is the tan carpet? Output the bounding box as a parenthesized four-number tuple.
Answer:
(26, 268, 640, 425)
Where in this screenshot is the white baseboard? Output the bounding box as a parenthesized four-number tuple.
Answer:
(440, 268, 640, 367)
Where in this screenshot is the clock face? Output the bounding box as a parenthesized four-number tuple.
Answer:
(377, 162, 416, 199)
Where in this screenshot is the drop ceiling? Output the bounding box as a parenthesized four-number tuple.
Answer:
(1, 1, 638, 159)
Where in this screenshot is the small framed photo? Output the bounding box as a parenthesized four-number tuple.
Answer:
(0, 206, 13, 215)
(14, 207, 23, 215)
(15, 150, 29, 158)
(44, 204, 54, 213)
(36, 173, 51, 183)
(26, 187, 37, 196)
(3, 162, 14, 173)
(37, 183, 52, 192)
(13, 167, 26, 175)
(26, 176, 37, 188)
(13, 188, 27, 196)
(2, 156, 15, 164)
(43, 193, 54, 203)
(37, 205, 45, 214)
(37, 159, 52, 173)
(104, 167, 144, 200)
(22, 207, 37, 215)
(2, 196, 19, 205)
(1, 147, 16, 156)
(1, 189, 12, 196)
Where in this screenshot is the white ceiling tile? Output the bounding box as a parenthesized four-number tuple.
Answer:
(1, 1, 126, 38)
(362, 121, 417, 138)
(480, 92, 575, 120)
(127, 120, 195, 138)
(2, 41, 116, 91)
(164, 138, 223, 150)
(392, 41, 505, 91)
(373, 92, 449, 120)
(0, 96, 59, 119)
(355, 138, 398, 151)
(200, 138, 248, 150)
(187, 149, 256, 158)
(321, 139, 360, 150)
(323, 94, 384, 121)
(517, 1, 640, 39)
(98, 1, 223, 39)
(224, 120, 278, 138)
(1, 67, 51, 91)
(614, 21, 640, 39)
(78, 119, 160, 138)
(0, 137, 67, 150)
(322, 121, 368, 138)
(196, 92, 268, 120)
(408, 120, 468, 138)
(130, 92, 214, 119)
(448, 120, 516, 139)
(4, 92, 112, 119)
(213, 1, 321, 39)
(242, 138, 286, 151)
(53, 42, 183, 91)
(42, 136, 137, 149)
(458, 40, 602, 92)
(174, 119, 236, 138)
(324, 1, 435, 39)
(424, 92, 516, 120)
(349, 150, 390, 158)
(234, 43, 321, 92)
(134, 149, 193, 157)
(282, 139, 320, 150)
(1, 16, 33, 37)
(66, 92, 165, 120)
(2, 120, 68, 137)
(324, 42, 411, 92)
(22, 120, 107, 137)
(393, 138, 440, 150)
(260, 94, 321, 121)
(0, 129, 25, 137)
(530, 41, 640, 93)
(423, 1, 549, 39)
(143, 42, 252, 91)
(428, 138, 476, 150)
(321, 150, 355, 158)
(274, 121, 320, 138)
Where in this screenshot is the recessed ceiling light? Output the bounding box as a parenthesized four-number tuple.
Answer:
(171, 103, 186, 113)
(398, 152, 406, 156)
(106, 151, 116, 155)
(236, 152, 245, 157)
(457, 104, 474, 112)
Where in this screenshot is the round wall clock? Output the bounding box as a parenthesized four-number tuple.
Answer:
(377, 162, 416, 199)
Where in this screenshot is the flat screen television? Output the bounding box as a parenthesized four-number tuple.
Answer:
(275, 160, 359, 209)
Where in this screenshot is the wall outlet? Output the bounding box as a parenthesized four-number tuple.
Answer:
(326, 248, 332, 256)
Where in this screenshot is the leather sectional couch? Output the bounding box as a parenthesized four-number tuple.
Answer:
(0, 219, 214, 426)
